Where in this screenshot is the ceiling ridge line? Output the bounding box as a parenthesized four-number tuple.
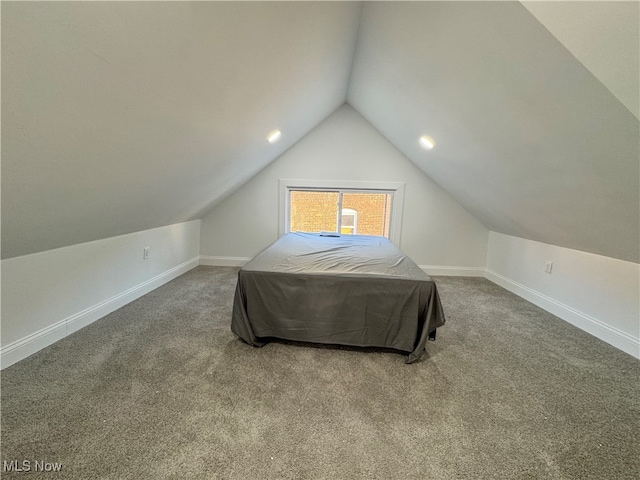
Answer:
(344, 1, 367, 103)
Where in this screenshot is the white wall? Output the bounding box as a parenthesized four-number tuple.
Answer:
(200, 104, 488, 274)
(485, 231, 640, 358)
(1, 220, 201, 368)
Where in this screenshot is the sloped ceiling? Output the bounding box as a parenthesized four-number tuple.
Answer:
(1, 1, 361, 258)
(348, 1, 639, 263)
(2, 1, 639, 263)
(522, 0, 639, 120)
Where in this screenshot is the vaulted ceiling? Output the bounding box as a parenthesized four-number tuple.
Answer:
(2, 2, 638, 262)
(2, 2, 361, 258)
(347, 1, 639, 263)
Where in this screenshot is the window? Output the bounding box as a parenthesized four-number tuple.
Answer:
(288, 189, 392, 237)
(341, 208, 358, 235)
(279, 180, 405, 243)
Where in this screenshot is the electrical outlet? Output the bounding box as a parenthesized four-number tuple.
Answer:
(143, 247, 150, 260)
(545, 261, 553, 274)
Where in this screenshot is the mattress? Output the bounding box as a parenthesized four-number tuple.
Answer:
(231, 232, 446, 363)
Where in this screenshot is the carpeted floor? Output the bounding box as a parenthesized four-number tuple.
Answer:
(1, 266, 638, 479)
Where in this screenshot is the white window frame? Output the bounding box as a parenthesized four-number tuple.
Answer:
(278, 179, 405, 245)
(341, 208, 358, 235)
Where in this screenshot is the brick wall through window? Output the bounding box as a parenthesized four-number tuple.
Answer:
(289, 190, 392, 237)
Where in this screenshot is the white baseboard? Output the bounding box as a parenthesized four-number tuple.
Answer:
(0, 256, 200, 369)
(420, 265, 485, 277)
(485, 269, 640, 359)
(200, 255, 251, 267)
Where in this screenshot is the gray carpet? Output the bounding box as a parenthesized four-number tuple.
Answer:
(1, 266, 638, 479)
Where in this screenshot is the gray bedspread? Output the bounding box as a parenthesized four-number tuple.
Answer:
(231, 232, 445, 363)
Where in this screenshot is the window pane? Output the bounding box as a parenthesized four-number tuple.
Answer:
(341, 192, 392, 237)
(340, 209, 357, 234)
(342, 215, 355, 228)
(290, 191, 339, 233)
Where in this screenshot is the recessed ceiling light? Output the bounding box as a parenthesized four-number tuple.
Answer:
(267, 130, 282, 143)
(419, 135, 435, 150)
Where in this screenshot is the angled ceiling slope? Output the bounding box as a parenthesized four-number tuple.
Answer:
(522, 0, 639, 120)
(348, 1, 639, 263)
(3, 1, 638, 264)
(1, 1, 361, 258)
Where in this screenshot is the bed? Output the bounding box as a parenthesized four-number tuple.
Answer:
(231, 232, 445, 363)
